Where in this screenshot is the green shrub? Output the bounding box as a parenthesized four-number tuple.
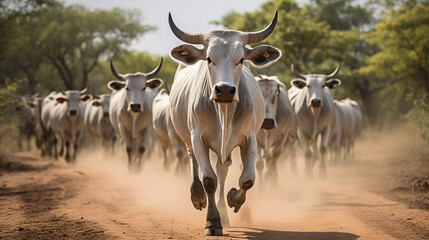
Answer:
(407, 94, 429, 144)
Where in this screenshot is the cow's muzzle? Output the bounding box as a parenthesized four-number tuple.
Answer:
(211, 83, 237, 104)
(130, 103, 141, 112)
(261, 118, 276, 129)
(311, 99, 322, 108)
(69, 110, 77, 116)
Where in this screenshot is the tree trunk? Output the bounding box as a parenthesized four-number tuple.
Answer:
(356, 80, 378, 126)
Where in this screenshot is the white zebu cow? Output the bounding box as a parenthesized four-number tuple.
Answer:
(255, 75, 296, 185)
(333, 99, 355, 161)
(84, 94, 116, 151)
(25, 95, 47, 156)
(108, 59, 163, 170)
(15, 93, 39, 151)
(328, 100, 342, 163)
(41, 91, 61, 159)
(288, 65, 341, 177)
(49, 89, 90, 162)
(152, 85, 188, 173)
(347, 98, 363, 160)
(336, 98, 362, 160)
(168, 12, 281, 235)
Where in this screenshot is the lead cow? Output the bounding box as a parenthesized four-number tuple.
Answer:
(108, 59, 163, 170)
(168, 12, 281, 235)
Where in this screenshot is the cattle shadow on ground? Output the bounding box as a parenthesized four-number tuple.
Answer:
(226, 227, 359, 240)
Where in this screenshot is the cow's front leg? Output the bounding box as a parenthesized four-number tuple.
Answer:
(297, 127, 313, 176)
(191, 131, 222, 236)
(119, 123, 134, 169)
(319, 125, 331, 178)
(59, 130, 71, 163)
(188, 146, 206, 210)
(72, 130, 81, 162)
(285, 138, 298, 174)
(227, 132, 256, 213)
(53, 135, 59, 160)
(216, 157, 230, 227)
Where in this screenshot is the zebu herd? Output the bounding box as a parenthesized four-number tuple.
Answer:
(14, 12, 362, 236)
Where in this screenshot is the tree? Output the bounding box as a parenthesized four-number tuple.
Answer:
(0, 0, 55, 88)
(307, 0, 373, 31)
(34, 3, 154, 90)
(361, 3, 429, 92)
(214, 0, 331, 73)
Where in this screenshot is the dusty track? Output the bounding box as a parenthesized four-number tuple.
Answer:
(1, 130, 429, 239)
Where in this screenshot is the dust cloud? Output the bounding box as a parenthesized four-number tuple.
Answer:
(66, 126, 426, 232)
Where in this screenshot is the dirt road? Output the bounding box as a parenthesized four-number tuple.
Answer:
(1, 130, 428, 239)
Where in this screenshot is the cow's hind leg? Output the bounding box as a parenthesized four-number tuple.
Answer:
(227, 133, 256, 213)
(216, 157, 230, 227)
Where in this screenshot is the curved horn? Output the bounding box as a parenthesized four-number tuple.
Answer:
(110, 59, 124, 80)
(247, 10, 278, 44)
(168, 12, 204, 44)
(80, 87, 88, 95)
(326, 65, 340, 79)
(291, 64, 306, 79)
(164, 81, 170, 95)
(146, 58, 163, 79)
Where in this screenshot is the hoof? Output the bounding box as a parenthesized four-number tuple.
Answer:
(205, 218, 222, 236)
(227, 188, 245, 213)
(190, 180, 207, 210)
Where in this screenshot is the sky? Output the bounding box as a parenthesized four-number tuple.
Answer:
(63, 0, 309, 56)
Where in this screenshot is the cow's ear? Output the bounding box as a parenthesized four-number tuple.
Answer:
(26, 102, 36, 108)
(80, 94, 92, 102)
(245, 45, 282, 67)
(146, 78, 163, 89)
(108, 80, 125, 91)
(291, 78, 306, 89)
(325, 78, 341, 89)
(92, 101, 101, 107)
(56, 97, 67, 103)
(170, 44, 204, 65)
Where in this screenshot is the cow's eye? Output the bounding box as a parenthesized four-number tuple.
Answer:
(307, 85, 311, 88)
(142, 87, 146, 91)
(126, 87, 130, 91)
(207, 57, 212, 64)
(240, 58, 244, 64)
